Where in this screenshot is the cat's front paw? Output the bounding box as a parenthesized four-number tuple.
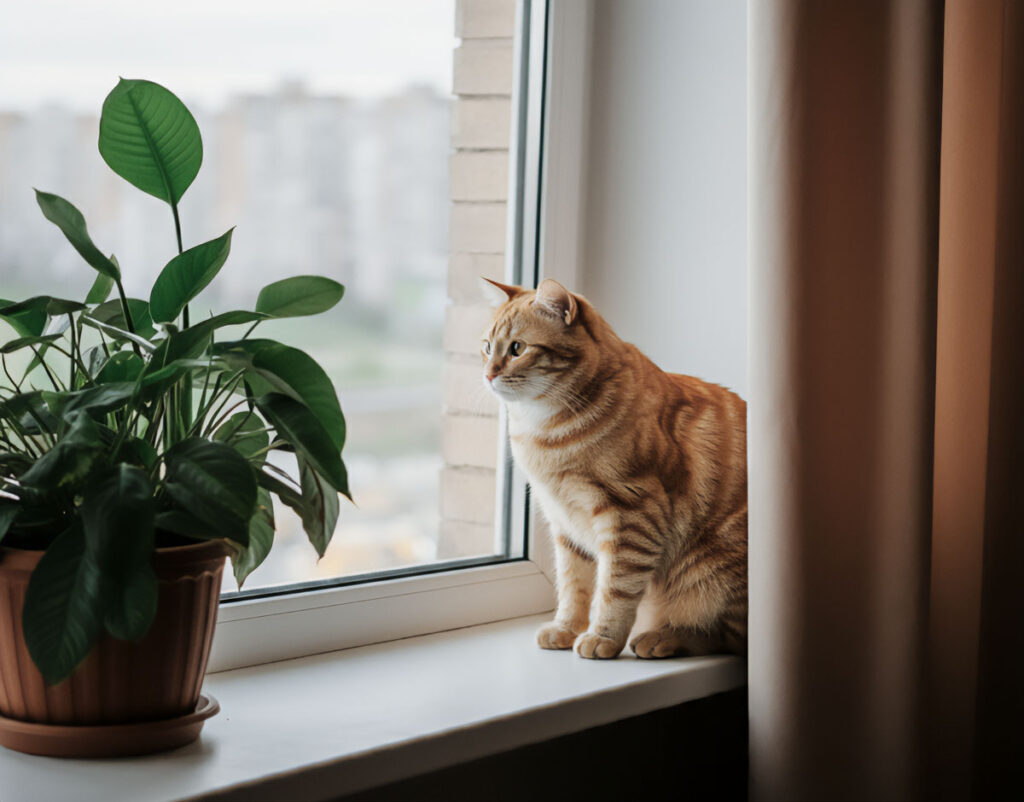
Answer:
(574, 631, 624, 659)
(536, 622, 578, 650)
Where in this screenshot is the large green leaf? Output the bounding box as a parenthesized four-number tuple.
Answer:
(34, 191, 120, 280)
(0, 297, 46, 338)
(218, 340, 345, 451)
(255, 276, 345, 318)
(89, 298, 156, 339)
(297, 457, 339, 558)
(80, 465, 157, 641)
(98, 79, 202, 206)
(22, 523, 104, 685)
(150, 229, 234, 323)
(256, 393, 349, 498)
(231, 488, 275, 587)
(18, 412, 104, 491)
(162, 438, 257, 546)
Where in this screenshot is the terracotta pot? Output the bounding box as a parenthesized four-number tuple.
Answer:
(0, 540, 227, 726)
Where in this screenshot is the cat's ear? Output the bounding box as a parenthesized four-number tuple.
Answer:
(533, 279, 578, 325)
(480, 277, 523, 306)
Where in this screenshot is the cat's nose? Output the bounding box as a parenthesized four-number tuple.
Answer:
(486, 369, 500, 383)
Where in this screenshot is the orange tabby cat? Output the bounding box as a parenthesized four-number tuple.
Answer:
(481, 278, 747, 659)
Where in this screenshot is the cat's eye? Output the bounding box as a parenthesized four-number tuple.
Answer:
(483, 340, 492, 355)
(509, 341, 523, 356)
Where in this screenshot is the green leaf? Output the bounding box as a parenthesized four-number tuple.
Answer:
(232, 488, 275, 587)
(60, 382, 136, 420)
(154, 509, 209, 539)
(85, 272, 115, 305)
(256, 393, 349, 498)
(162, 438, 257, 546)
(297, 457, 339, 558)
(116, 436, 158, 470)
(0, 505, 18, 544)
(213, 411, 269, 462)
(89, 298, 156, 339)
(0, 391, 58, 435)
(80, 465, 157, 641)
(19, 412, 104, 491)
(98, 79, 202, 206)
(22, 523, 104, 685)
(0, 334, 63, 355)
(257, 468, 303, 509)
(0, 296, 86, 319)
(80, 314, 157, 353)
(34, 191, 120, 280)
(95, 351, 144, 383)
(148, 324, 213, 372)
(138, 358, 209, 389)
(150, 229, 234, 323)
(201, 310, 269, 329)
(217, 340, 345, 451)
(255, 276, 345, 318)
(0, 297, 46, 338)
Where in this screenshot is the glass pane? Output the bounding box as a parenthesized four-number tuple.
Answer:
(0, 0, 517, 594)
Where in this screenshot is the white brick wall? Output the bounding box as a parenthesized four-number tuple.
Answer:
(452, 99, 512, 148)
(450, 151, 509, 201)
(455, 0, 517, 39)
(439, 0, 516, 561)
(453, 41, 515, 96)
(449, 202, 507, 253)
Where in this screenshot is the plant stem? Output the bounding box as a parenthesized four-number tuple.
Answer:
(114, 279, 143, 358)
(28, 346, 62, 392)
(170, 200, 193, 428)
(205, 399, 248, 437)
(1, 354, 21, 392)
(67, 314, 77, 389)
(198, 370, 246, 437)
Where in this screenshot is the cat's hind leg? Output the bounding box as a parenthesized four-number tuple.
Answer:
(629, 626, 725, 658)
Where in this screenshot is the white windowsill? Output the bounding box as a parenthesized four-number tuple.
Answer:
(0, 614, 746, 802)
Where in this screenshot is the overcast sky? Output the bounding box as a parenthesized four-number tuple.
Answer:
(0, 0, 455, 113)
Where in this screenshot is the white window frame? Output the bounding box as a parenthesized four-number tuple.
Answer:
(209, 0, 593, 673)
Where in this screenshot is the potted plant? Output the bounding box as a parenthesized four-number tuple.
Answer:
(0, 79, 350, 757)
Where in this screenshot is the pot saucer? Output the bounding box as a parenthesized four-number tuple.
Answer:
(0, 692, 219, 758)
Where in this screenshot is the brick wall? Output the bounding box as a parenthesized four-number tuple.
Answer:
(438, 0, 517, 559)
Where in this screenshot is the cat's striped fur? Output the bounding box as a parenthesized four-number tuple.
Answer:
(481, 278, 747, 659)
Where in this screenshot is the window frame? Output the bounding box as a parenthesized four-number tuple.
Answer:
(209, 0, 592, 672)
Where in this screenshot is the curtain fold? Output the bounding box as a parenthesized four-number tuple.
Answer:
(748, 1, 1022, 799)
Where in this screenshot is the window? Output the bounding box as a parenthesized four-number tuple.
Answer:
(0, 0, 580, 668)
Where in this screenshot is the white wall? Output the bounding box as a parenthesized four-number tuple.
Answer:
(578, 0, 748, 398)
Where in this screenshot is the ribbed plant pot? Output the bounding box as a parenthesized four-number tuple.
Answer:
(0, 539, 227, 756)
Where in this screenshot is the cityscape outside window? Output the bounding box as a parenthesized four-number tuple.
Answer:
(0, 0, 514, 593)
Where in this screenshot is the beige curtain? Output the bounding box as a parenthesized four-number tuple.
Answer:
(748, 1, 1023, 800)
